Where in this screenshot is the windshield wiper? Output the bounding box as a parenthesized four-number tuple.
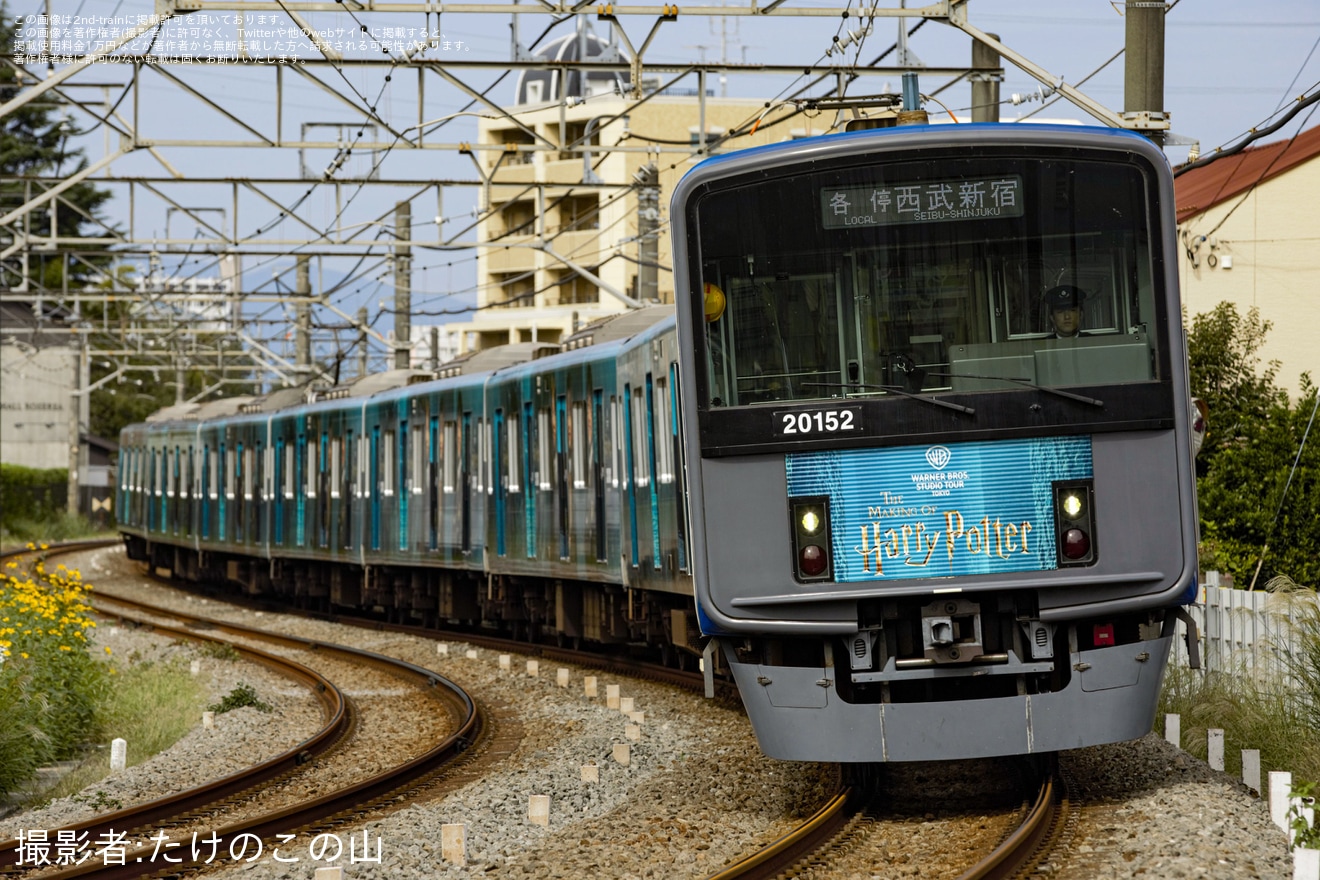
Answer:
(929, 372, 1104, 408)
(801, 382, 975, 415)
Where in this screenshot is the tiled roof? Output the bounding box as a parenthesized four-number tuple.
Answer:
(1174, 125, 1320, 223)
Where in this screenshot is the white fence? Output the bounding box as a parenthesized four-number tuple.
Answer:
(1172, 573, 1319, 685)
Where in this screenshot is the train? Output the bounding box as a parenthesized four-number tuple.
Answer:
(120, 122, 1202, 763)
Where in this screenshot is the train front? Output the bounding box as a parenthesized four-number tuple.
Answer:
(671, 124, 1199, 762)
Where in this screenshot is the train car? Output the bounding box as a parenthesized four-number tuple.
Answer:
(670, 123, 1201, 762)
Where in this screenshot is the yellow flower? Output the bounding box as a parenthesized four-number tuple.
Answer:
(104, 646, 112, 655)
(59, 645, 72, 651)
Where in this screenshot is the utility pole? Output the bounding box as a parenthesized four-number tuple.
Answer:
(394, 200, 412, 370)
(1124, 0, 1166, 141)
(971, 33, 1001, 123)
(295, 254, 311, 375)
(634, 164, 659, 305)
(357, 306, 370, 379)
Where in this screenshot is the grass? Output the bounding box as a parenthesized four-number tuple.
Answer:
(0, 514, 114, 545)
(1158, 585, 1320, 786)
(30, 656, 206, 806)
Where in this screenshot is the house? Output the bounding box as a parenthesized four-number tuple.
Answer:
(1174, 125, 1320, 397)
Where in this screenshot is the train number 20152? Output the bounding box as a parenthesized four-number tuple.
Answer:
(776, 407, 861, 435)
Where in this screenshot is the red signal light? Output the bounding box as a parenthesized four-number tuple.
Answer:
(1062, 528, 1090, 559)
(799, 544, 827, 577)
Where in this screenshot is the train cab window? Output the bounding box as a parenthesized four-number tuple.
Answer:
(571, 401, 587, 489)
(382, 430, 396, 496)
(695, 154, 1162, 407)
(442, 421, 458, 493)
(537, 408, 552, 491)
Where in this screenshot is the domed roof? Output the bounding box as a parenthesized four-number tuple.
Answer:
(515, 27, 628, 105)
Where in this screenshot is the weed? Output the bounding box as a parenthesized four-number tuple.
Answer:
(71, 789, 123, 812)
(207, 682, 272, 715)
(197, 641, 241, 662)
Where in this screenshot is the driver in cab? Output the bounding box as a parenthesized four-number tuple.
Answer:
(1043, 285, 1088, 339)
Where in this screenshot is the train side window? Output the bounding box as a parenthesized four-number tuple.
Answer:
(263, 445, 273, 501)
(654, 377, 673, 484)
(571, 400, 587, 489)
(224, 445, 235, 501)
(537, 408, 552, 491)
(410, 423, 424, 495)
(330, 437, 342, 499)
(305, 438, 317, 499)
(167, 448, 176, 498)
(208, 447, 218, 500)
(474, 417, 487, 493)
(611, 395, 621, 488)
(506, 411, 521, 493)
(283, 443, 295, 500)
(244, 446, 255, 501)
(631, 387, 649, 487)
(382, 430, 396, 497)
(442, 421, 457, 493)
(357, 434, 369, 498)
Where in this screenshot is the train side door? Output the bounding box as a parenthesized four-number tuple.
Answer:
(428, 415, 439, 551)
(623, 384, 639, 567)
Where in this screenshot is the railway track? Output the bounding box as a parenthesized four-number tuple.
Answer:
(0, 541, 484, 880)
(707, 758, 1074, 880)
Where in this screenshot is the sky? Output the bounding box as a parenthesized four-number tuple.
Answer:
(8, 0, 1320, 363)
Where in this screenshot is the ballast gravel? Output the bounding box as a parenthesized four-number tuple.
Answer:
(1, 546, 1301, 879)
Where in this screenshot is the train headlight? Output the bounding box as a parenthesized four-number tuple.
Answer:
(790, 497, 833, 582)
(1052, 481, 1096, 566)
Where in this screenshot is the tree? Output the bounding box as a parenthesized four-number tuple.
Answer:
(1189, 302, 1319, 588)
(1, 4, 115, 292)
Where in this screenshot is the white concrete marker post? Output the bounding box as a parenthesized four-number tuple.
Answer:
(557, 668, 570, 688)
(202, 711, 214, 729)
(1296, 847, 1320, 880)
(581, 765, 598, 783)
(465, 649, 478, 659)
(190, 659, 201, 676)
(437, 643, 449, 655)
(625, 724, 641, 742)
(629, 711, 644, 725)
(499, 654, 511, 671)
(606, 684, 620, 709)
(110, 738, 126, 772)
(619, 696, 635, 715)
(313, 868, 343, 880)
(527, 659, 539, 677)
(584, 676, 598, 697)
(529, 795, 550, 826)
(441, 824, 466, 866)
(613, 743, 630, 765)
(1243, 750, 1262, 794)
(1271, 771, 1294, 833)
(1208, 729, 1225, 771)
(1164, 713, 1180, 748)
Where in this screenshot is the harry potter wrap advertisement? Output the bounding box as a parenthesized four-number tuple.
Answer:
(786, 436, 1093, 582)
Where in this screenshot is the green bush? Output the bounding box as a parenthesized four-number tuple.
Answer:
(0, 465, 67, 532)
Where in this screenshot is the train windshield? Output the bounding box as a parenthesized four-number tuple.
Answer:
(693, 152, 1163, 408)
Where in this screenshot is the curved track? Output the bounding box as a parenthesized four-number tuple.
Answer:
(0, 541, 482, 880)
